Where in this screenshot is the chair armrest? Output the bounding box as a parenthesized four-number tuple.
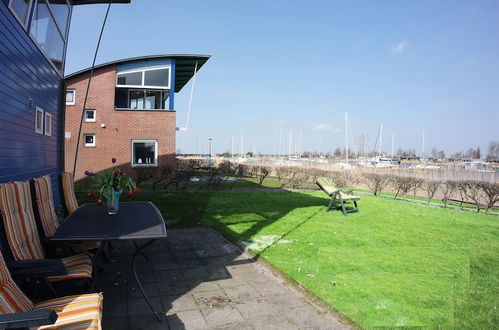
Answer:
(7, 259, 67, 278)
(0, 309, 58, 329)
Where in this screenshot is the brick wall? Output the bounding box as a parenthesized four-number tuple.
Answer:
(64, 65, 176, 181)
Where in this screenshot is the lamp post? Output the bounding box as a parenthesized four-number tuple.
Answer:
(208, 138, 212, 156)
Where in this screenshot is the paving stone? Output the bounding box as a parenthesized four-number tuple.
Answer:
(247, 313, 299, 330)
(157, 269, 184, 281)
(264, 292, 309, 311)
(200, 304, 245, 328)
(251, 280, 292, 297)
(103, 296, 128, 317)
(234, 297, 278, 319)
(166, 310, 208, 330)
(213, 321, 254, 329)
(128, 297, 164, 317)
(205, 266, 232, 281)
(192, 289, 232, 309)
(128, 283, 161, 298)
(223, 285, 261, 302)
(128, 314, 169, 330)
(214, 277, 249, 289)
(282, 305, 344, 330)
(101, 316, 129, 329)
(158, 280, 190, 296)
(186, 280, 221, 292)
(163, 294, 198, 314)
(181, 267, 212, 281)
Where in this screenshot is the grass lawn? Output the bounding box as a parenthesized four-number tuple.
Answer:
(77, 189, 498, 328)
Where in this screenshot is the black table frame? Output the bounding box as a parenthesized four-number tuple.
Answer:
(50, 202, 167, 321)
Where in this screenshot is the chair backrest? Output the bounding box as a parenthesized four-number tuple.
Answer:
(316, 177, 338, 195)
(0, 181, 45, 261)
(0, 251, 33, 314)
(33, 175, 59, 237)
(60, 172, 79, 215)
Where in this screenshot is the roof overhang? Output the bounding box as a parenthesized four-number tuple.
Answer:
(65, 54, 210, 93)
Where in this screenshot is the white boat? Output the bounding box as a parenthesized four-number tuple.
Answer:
(358, 157, 397, 168)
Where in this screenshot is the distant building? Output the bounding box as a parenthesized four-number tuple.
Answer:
(0, 0, 130, 204)
(64, 55, 209, 180)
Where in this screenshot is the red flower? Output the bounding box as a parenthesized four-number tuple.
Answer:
(87, 192, 97, 197)
(114, 170, 120, 176)
(96, 199, 103, 206)
(127, 191, 133, 197)
(133, 188, 140, 194)
(127, 188, 140, 198)
(109, 205, 116, 210)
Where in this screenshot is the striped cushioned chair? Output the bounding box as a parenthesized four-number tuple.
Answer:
(0, 181, 93, 283)
(0, 251, 103, 329)
(60, 172, 79, 215)
(33, 176, 100, 251)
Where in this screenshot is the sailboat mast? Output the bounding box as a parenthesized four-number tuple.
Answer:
(422, 130, 425, 159)
(391, 133, 395, 158)
(345, 112, 349, 162)
(379, 123, 383, 156)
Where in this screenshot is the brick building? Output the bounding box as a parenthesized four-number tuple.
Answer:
(64, 55, 209, 181)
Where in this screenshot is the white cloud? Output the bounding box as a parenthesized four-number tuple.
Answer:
(391, 40, 411, 54)
(313, 124, 332, 132)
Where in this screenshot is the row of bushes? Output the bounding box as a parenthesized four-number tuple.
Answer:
(132, 160, 499, 214)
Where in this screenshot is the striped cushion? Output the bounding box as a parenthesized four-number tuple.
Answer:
(0, 251, 34, 314)
(0, 181, 45, 260)
(61, 173, 79, 215)
(47, 254, 93, 282)
(33, 293, 103, 330)
(33, 176, 59, 237)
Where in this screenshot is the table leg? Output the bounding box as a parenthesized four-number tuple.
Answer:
(89, 240, 108, 292)
(132, 239, 164, 322)
(133, 240, 149, 262)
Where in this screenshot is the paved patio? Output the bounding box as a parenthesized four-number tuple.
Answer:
(99, 227, 349, 329)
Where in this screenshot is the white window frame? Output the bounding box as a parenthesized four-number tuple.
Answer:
(116, 67, 171, 89)
(44, 112, 52, 136)
(66, 89, 75, 105)
(131, 140, 158, 167)
(8, 0, 33, 30)
(35, 106, 44, 134)
(83, 134, 96, 147)
(84, 109, 96, 122)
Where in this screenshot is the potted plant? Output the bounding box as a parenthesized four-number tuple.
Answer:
(85, 157, 139, 215)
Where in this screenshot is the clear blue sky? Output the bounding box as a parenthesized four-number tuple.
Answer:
(66, 0, 499, 156)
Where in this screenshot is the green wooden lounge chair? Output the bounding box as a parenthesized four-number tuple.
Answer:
(316, 177, 360, 215)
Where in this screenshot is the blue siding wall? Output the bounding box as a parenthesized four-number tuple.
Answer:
(0, 2, 63, 205)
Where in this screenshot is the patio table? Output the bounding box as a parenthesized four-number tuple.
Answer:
(50, 201, 167, 321)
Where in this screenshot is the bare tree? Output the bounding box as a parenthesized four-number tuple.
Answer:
(441, 181, 458, 208)
(486, 141, 499, 161)
(479, 182, 499, 214)
(391, 176, 414, 199)
(463, 180, 484, 213)
(151, 165, 175, 191)
(412, 178, 424, 196)
(133, 167, 155, 187)
(257, 166, 270, 185)
(425, 180, 441, 204)
(364, 173, 390, 196)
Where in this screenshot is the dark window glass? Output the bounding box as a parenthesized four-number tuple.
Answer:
(117, 72, 142, 86)
(129, 91, 144, 109)
(48, 0, 69, 34)
(9, 0, 31, 26)
(84, 110, 95, 120)
(133, 142, 156, 165)
(84, 135, 94, 144)
(115, 88, 128, 108)
(145, 91, 162, 109)
(31, 1, 64, 67)
(144, 68, 169, 87)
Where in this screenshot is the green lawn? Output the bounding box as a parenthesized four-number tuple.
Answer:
(77, 189, 498, 328)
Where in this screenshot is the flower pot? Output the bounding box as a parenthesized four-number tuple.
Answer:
(106, 190, 122, 215)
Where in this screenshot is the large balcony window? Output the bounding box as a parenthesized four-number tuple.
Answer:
(116, 67, 170, 89)
(115, 89, 169, 110)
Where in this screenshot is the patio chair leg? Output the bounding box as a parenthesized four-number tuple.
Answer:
(339, 197, 347, 216)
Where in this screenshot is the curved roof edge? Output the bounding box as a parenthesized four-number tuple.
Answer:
(65, 54, 210, 93)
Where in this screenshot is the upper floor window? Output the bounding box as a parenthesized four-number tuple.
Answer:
(66, 89, 75, 105)
(8, 0, 32, 29)
(84, 109, 96, 122)
(116, 67, 170, 89)
(29, 0, 70, 74)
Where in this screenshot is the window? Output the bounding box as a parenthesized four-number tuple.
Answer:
(29, 0, 70, 74)
(9, 0, 33, 29)
(35, 106, 43, 134)
(132, 140, 157, 166)
(116, 67, 170, 89)
(84, 109, 96, 122)
(116, 89, 169, 110)
(44, 112, 52, 136)
(66, 89, 75, 105)
(84, 134, 95, 147)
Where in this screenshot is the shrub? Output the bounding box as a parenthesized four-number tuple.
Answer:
(479, 181, 499, 214)
(442, 181, 458, 208)
(425, 180, 441, 204)
(363, 173, 390, 196)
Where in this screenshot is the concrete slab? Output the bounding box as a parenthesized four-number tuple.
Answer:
(99, 227, 350, 329)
